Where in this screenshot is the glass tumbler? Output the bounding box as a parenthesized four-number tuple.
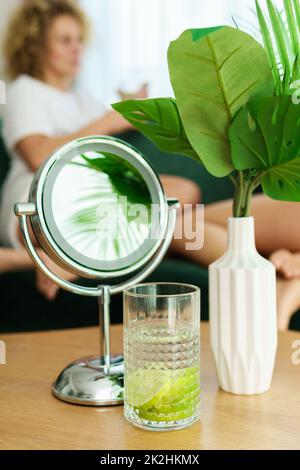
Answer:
(123, 283, 201, 431)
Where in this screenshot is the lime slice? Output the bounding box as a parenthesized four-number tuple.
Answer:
(138, 404, 196, 423)
(126, 366, 200, 413)
(138, 382, 201, 422)
(153, 386, 200, 414)
(126, 369, 171, 408)
(153, 369, 199, 406)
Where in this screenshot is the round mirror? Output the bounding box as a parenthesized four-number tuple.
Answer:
(29, 136, 168, 279)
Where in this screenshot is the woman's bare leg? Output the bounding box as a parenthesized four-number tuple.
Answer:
(171, 193, 300, 330)
(203, 195, 300, 331)
(170, 200, 230, 266)
(270, 250, 300, 279)
(160, 175, 202, 209)
(0, 247, 33, 273)
(203, 194, 300, 257)
(171, 210, 228, 265)
(172, 194, 300, 264)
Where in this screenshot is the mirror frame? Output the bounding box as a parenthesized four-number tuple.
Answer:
(28, 136, 168, 279)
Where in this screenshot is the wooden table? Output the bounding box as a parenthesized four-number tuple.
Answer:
(0, 323, 299, 450)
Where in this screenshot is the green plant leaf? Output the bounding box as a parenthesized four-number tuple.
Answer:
(284, 0, 300, 57)
(74, 152, 152, 207)
(293, 0, 300, 28)
(256, 0, 282, 93)
(167, 26, 272, 177)
(256, 0, 300, 90)
(282, 66, 292, 93)
(266, 0, 293, 76)
(229, 95, 300, 201)
(112, 98, 200, 162)
(292, 54, 300, 82)
(191, 26, 222, 42)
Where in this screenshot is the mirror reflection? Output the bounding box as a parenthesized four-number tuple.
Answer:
(51, 151, 152, 263)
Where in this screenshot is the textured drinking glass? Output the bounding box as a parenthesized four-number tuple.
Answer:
(123, 283, 201, 431)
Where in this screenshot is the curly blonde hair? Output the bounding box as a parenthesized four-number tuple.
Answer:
(4, 0, 89, 80)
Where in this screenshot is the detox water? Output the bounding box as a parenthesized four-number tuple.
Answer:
(124, 321, 201, 431)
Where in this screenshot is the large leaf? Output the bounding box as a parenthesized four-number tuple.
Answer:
(112, 98, 200, 162)
(229, 95, 300, 201)
(167, 26, 273, 177)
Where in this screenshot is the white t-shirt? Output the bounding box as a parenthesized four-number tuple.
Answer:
(0, 74, 106, 248)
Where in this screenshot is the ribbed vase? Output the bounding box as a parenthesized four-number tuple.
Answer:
(209, 217, 278, 395)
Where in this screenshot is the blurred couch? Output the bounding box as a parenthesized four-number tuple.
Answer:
(1, 129, 299, 332)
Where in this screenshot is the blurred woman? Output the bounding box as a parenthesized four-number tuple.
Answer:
(0, 0, 200, 299)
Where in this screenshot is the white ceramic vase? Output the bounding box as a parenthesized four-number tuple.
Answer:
(209, 217, 278, 395)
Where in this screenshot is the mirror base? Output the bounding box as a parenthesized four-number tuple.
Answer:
(52, 355, 124, 406)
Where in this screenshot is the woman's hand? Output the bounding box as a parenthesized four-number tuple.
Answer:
(117, 82, 148, 101)
(92, 109, 135, 134)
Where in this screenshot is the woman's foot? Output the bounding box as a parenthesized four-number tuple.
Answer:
(270, 250, 300, 279)
(276, 278, 300, 330)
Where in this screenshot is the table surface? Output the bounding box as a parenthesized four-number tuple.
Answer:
(0, 323, 299, 450)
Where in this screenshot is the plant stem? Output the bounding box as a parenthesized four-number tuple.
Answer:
(229, 173, 238, 189)
(233, 172, 244, 217)
(242, 181, 255, 217)
(233, 171, 263, 218)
